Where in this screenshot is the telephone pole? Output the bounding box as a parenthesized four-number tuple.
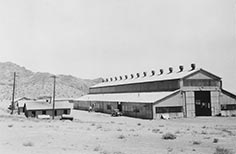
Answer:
(51, 75, 56, 119)
(11, 72, 16, 115)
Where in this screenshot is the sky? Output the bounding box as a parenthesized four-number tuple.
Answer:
(0, 0, 236, 92)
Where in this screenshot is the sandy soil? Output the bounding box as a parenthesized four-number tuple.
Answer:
(0, 101, 236, 154)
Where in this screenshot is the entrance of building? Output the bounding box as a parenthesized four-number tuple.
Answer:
(117, 102, 122, 112)
(194, 91, 211, 116)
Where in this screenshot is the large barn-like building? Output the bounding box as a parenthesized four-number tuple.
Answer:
(73, 64, 236, 119)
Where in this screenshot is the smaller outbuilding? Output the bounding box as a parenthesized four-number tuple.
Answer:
(24, 100, 72, 118)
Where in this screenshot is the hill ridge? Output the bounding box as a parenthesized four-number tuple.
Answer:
(0, 62, 101, 100)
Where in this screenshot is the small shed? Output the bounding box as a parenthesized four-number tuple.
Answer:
(24, 101, 73, 118)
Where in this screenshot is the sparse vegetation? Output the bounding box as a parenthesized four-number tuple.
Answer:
(118, 135, 125, 139)
(93, 146, 102, 151)
(152, 129, 160, 133)
(213, 138, 219, 143)
(162, 133, 176, 140)
(117, 128, 122, 131)
(192, 141, 201, 145)
(8, 124, 13, 127)
(23, 141, 34, 147)
(214, 147, 233, 154)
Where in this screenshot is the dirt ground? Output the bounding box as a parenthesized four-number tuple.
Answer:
(0, 101, 236, 154)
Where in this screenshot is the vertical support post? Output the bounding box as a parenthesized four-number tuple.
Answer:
(52, 75, 56, 119)
(11, 72, 16, 115)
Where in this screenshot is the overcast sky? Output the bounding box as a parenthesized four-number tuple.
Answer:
(0, 0, 236, 92)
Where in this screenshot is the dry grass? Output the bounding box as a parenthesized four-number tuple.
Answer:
(162, 133, 176, 140)
(213, 138, 219, 143)
(213, 147, 233, 154)
(23, 141, 34, 147)
(192, 141, 201, 145)
(117, 135, 125, 139)
(8, 124, 13, 127)
(152, 129, 160, 133)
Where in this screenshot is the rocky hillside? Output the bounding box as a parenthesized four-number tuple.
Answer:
(0, 62, 102, 100)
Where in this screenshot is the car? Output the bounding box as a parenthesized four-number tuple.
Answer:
(111, 109, 122, 117)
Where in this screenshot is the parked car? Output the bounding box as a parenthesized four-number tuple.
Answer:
(111, 109, 122, 117)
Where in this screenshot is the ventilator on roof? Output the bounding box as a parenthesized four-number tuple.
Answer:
(179, 65, 184, 72)
(159, 69, 164, 75)
(119, 76, 122, 80)
(131, 74, 134, 79)
(136, 73, 140, 78)
(151, 70, 155, 76)
(143, 72, 147, 77)
(125, 75, 128, 80)
(191, 63, 196, 71)
(110, 78, 113, 82)
(168, 67, 173, 74)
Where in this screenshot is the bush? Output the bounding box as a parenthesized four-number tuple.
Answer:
(192, 141, 201, 145)
(118, 135, 125, 139)
(214, 147, 233, 154)
(213, 138, 219, 143)
(162, 133, 176, 140)
(152, 129, 160, 133)
(8, 124, 13, 128)
(23, 141, 34, 147)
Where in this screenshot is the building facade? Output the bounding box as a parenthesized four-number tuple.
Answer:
(73, 65, 236, 119)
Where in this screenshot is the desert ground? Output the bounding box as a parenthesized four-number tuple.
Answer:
(0, 101, 236, 154)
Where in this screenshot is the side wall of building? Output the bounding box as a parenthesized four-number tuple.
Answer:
(153, 92, 184, 119)
(73, 100, 153, 119)
(220, 91, 236, 116)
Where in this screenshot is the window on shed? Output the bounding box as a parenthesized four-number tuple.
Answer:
(107, 104, 111, 110)
(133, 108, 140, 113)
(64, 109, 68, 114)
(42, 110, 46, 115)
(156, 106, 182, 113)
(221, 104, 236, 110)
(184, 79, 218, 87)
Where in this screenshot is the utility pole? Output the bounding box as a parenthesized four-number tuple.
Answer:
(51, 75, 56, 119)
(11, 72, 16, 115)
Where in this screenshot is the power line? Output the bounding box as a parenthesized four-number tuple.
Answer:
(11, 72, 16, 115)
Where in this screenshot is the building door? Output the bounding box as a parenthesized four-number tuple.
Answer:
(194, 91, 211, 116)
(117, 102, 122, 112)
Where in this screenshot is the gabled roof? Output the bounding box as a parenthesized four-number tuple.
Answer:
(92, 68, 221, 88)
(221, 89, 236, 99)
(25, 101, 73, 110)
(74, 91, 179, 104)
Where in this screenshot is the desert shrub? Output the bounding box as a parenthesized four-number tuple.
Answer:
(8, 124, 13, 128)
(96, 125, 102, 129)
(192, 141, 201, 145)
(214, 147, 233, 154)
(117, 135, 125, 139)
(162, 133, 176, 140)
(175, 130, 181, 134)
(93, 146, 101, 151)
(213, 138, 219, 143)
(137, 123, 141, 126)
(201, 131, 207, 135)
(117, 128, 122, 132)
(202, 126, 206, 129)
(91, 123, 95, 126)
(222, 129, 233, 136)
(23, 141, 34, 147)
(152, 129, 160, 133)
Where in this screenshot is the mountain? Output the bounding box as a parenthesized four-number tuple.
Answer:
(0, 62, 102, 100)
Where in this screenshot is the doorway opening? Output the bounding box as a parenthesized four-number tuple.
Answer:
(117, 102, 122, 112)
(194, 91, 211, 116)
